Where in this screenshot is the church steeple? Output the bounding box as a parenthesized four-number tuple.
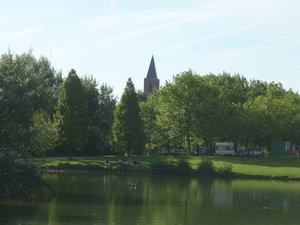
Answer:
(144, 56, 160, 95)
(146, 55, 158, 79)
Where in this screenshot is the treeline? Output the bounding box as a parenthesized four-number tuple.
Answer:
(0, 50, 118, 159)
(1, 50, 300, 159)
(142, 70, 300, 154)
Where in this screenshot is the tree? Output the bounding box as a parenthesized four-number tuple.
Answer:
(32, 109, 57, 159)
(97, 83, 117, 152)
(55, 69, 88, 159)
(112, 78, 146, 156)
(153, 82, 184, 152)
(0, 49, 59, 199)
(0, 50, 61, 158)
(140, 96, 157, 154)
(81, 76, 102, 154)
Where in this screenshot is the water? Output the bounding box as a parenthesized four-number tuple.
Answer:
(1, 173, 300, 225)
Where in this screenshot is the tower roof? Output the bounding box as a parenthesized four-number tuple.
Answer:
(146, 56, 158, 79)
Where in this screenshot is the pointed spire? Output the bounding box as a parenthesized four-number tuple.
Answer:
(146, 55, 158, 79)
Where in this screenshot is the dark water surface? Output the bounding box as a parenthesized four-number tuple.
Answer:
(1, 173, 300, 225)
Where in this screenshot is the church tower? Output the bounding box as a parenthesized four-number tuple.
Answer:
(144, 56, 160, 95)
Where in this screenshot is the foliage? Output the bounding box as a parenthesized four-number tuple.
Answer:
(2, 49, 300, 169)
(216, 163, 234, 177)
(0, 149, 57, 200)
(196, 158, 216, 176)
(81, 75, 101, 153)
(55, 69, 88, 159)
(175, 157, 193, 175)
(149, 157, 177, 174)
(97, 83, 117, 151)
(80, 78, 117, 155)
(149, 156, 192, 175)
(0, 50, 62, 158)
(140, 97, 158, 153)
(149, 70, 300, 153)
(32, 109, 58, 158)
(112, 78, 146, 156)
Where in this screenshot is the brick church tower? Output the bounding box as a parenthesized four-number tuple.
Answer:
(144, 56, 160, 95)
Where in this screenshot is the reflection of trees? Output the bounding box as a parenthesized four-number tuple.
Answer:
(213, 179, 233, 208)
(8, 174, 300, 224)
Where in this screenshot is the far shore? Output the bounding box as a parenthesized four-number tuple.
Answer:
(36, 155, 300, 181)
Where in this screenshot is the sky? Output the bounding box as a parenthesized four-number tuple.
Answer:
(1, 0, 300, 99)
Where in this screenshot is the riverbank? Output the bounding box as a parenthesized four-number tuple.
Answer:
(36, 155, 300, 180)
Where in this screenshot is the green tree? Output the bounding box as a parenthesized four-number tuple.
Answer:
(136, 89, 147, 102)
(153, 82, 185, 152)
(32, 109, 57, 159)
(97, 83, 117, 151)
(81, 75, 102, 154)
(164, 71, 202, 154)
(140, 95, 157, 154)
(0, 50, 61, 158)
(212, 72, 249, 145)
(55, 69, 88, 159)
(112, 78, 146, 156)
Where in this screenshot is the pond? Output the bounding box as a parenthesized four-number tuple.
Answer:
(1, 173, 300, 225)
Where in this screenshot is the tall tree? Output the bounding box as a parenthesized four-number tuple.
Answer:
(97, 83, 117, 151)
(82, 79, 117, 154)
(55, 69, 88, 159)
(81, 76, 102, 154)
(112, 78, 146, 156)
(0, 50, 61, 158)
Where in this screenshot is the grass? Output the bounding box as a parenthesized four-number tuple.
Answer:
(36, 155, 300, 180)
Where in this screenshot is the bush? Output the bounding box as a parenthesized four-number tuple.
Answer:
(196, 158, 216, 176)
(149, 156, 192, 175)
(149, 157, 176, 174)
(217, 163, 234, 177)
(174, 158, 192, 175)
(0, 149, 57, 201)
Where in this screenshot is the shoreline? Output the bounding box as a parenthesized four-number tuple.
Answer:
(42, 169, 300, 181)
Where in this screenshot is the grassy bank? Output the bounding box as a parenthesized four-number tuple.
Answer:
(37, 156, 300, 180)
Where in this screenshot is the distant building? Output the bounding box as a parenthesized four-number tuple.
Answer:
(144, 56, 160, 95)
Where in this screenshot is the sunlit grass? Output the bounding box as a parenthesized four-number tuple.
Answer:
(37, 155, 300, 179)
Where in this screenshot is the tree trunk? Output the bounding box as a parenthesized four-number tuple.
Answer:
(68, 147, 73, 160)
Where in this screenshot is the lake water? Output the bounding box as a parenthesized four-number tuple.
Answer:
(1, 173, 300, 225)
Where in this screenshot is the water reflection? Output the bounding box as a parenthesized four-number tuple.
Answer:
(1, 174, 300, 225)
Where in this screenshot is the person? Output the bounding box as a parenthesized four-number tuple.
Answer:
(104, 159, 110, 166)
(117, 159, 123, 165)
(127, 157, 133, 164)
(133, 158, 139, 166)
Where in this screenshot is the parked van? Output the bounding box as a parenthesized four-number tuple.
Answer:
(215, 142, 235, 156)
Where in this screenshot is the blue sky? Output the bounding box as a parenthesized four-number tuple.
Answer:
(1, 0, 300, 99)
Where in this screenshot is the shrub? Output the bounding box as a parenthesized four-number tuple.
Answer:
(149, 156, 176, 174)
(149, 156, 193, 175)
(196, 158, 216, 176)
(0, 149, 57, 201)
(217, 163, 234, 177)
(175, 157, 192, 175)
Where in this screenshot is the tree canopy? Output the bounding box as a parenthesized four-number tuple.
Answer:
(0, 50, 61, 157)
(55, 69, 88, 159)
(140, 71, 300, 154)
(112, 78, 146, 156)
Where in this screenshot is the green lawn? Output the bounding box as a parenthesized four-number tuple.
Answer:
(37, 155, 300, 179)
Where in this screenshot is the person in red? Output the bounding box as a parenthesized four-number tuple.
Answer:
(127, 157, 133, 165)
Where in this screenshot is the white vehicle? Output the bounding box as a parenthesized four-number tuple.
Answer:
(244, 147, 265, 157)
(215, 142, 235, 156)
